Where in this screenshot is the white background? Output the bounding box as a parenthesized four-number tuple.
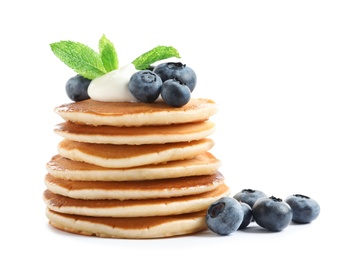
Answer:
(1, 0, 354, 259)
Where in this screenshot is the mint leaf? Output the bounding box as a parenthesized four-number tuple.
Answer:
(99, 34, 118, 73)
(50, 41, 107, 80)
(132, 46, 181, 70)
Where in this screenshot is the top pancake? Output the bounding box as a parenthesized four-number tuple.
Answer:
(55, 98, 218, 126)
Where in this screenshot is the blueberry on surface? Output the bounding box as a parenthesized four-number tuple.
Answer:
(252, 196, 293, 232)
(238, 202, 253, 230)
(285, 194, 320, 224)
(65, 74, 91, 101)
(206, 197, 244, 236)
(161, 78, 191, 107)
(128, 70, 163, 103)
(153, 62, 197, 92)
(233, 189, 268, 208)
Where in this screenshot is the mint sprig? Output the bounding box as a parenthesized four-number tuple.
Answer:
(50, 36, 180, 79)
(99, 34, 118, 73)
(50, 41, 106, 80)
(50, 35, 118, 80)
(132, 46, 181, 70)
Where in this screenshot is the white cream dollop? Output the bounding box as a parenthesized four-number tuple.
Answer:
(88, 63, 138, 102)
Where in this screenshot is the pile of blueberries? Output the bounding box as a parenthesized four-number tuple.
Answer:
(206, 189, 321, 236)
(129, 62, 196, 107)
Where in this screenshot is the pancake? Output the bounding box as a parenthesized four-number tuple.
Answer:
(45, 208, 207, 239)
(46, 153, 221, 181)
(57, 138, 214, 168)
(43, 183, 230, 217)
(55, 98, 218, 127)
(54, 121, 215, 145)
(44, 172, 224, 200)
(46, 152, 221, 181)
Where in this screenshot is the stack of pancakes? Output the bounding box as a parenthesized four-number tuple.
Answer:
(43, 98, 230, 239)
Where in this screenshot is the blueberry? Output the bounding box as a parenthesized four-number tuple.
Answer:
(233, 189, 268, 208)
(65, 74, 91, 101)
(161, 78, 191, 107)
(238, 202, 253, 230)
(153, 62, 197, 92)
(128, 70, 163, 102)
(285, 194, 320, 224)
(252, 196, 293, 232)
(206, 197, 244, 236)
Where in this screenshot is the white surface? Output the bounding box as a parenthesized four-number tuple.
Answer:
(1, 0, 354, 259)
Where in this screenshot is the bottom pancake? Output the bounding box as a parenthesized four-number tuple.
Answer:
(46, 208, 207, 239)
